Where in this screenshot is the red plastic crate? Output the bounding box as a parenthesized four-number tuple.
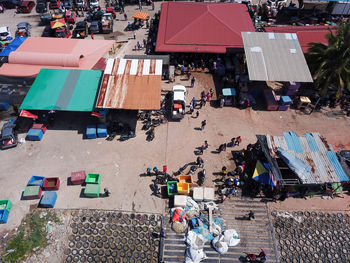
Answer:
(32, 123, 47, 134)
(71, 171, 86, 185)
(43, 177, 60, 190)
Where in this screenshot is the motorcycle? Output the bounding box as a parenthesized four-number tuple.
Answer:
(150, 181, 161, 196)
(198, 169, 206, 186)
(119, 131, 135, 141)
(187, 165, 198, 175)
(245, 249, 267, 263)
(146, 127, 155, 141)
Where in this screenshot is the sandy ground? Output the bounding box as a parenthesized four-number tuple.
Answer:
(0, 1, 350, 235)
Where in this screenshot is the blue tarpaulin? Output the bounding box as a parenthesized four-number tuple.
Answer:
(326, 151, 349, 182)
(0, 37, 27, 57)
(277, 147, 311, 183)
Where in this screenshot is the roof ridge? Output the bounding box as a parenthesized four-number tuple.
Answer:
(207, 7, 240, 37)
(166, 7, 209, 44)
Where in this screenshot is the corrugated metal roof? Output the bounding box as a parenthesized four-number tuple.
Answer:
(95, 58, 162, 110)
(266, 132, 349, 184)
(241, 32, 313, 82)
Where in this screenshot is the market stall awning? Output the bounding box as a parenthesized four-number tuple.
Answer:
(50, 18, 65, 29)
(20, 69, 102, 111)
(96, 58, 162, 110)
(156, 2, 254, 53)
(133, 11, 149, 20)
(242, 32, 313, 82)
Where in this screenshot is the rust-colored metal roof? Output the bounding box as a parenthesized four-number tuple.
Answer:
(96, 58, 162, 110)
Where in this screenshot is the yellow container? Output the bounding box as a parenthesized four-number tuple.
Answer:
(177, 182, 190, 195)
(179, 175, 193, 187)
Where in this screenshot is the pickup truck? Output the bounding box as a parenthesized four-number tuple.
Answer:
(1, 120, 18, 150)
(171, 85, 186, 120)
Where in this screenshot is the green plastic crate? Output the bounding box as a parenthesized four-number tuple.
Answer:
(85, 173, 101, 184)
(84, 183, 101, 198)
(23, 185, 42, 199)
(167, 181, 178, 197)
(0, 200, 12, 213)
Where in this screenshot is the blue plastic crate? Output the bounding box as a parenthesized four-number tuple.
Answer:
(26, 128, 44, 141)
(28, 175, 45, 187)
(0, 210, 9, 224)
(97, 123, 108, 138)
(86, 125, 97, 139)
(40, 191, 57, 208)
(281, 96, 292, 105)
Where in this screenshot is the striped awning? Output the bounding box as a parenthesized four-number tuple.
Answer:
(132, 11, 149, 20)
(20, 69, 102, 112)
(96, 58, 162, 110)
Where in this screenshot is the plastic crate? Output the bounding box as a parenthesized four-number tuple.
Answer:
(40, 191, 57, 208)
(84, 183, 101, 198)
(32, 123, 47, 134)
(0, 200, 12, 213)
(71, 170, 86, 185)
(174, 195, 187, 207)
(177, 182, 190, 195)
(203, 187, 215, 201)
(23, 185, 42, 200)
(193, 187, 204, 201)
(179, 175, 193, 187)
(0, 210, 9, 224)
(43, 177, 60, 190)
(167, 181, 178, 197)
(97, 123, 108, 138)
(86, 125, 97, 139)
(190, 217, 200, 229)
(26, 128, 44, 141)
(28, 176, 45, 187)
(85, 173, 101, 184)
(281, 96, 292, 105)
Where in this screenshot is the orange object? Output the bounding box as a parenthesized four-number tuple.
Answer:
(132, 11, 149, 20)
(172, 208, 186, 222)
(177, 182, 190, 195)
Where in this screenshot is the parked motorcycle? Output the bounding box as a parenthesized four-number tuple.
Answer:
(198, 169, 206, 186)
(146, 127, 155, 142)
(187, 165, 198, 175)
(173, 163, 189, 176)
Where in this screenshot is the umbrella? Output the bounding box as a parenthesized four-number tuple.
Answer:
(252, 160, 277, 187)
(132, 11, 149, 20)
(50, 18, 65, 29)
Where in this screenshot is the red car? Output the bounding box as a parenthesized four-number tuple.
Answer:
(49, 0, 60, 9)
(17, 1, 35, 13)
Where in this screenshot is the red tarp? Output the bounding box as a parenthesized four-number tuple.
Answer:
(264, 26, 337, 53)
(156, 2, 254, 53)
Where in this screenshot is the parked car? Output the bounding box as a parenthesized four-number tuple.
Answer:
(16, 0, 35, 13)
(64, 0, 72, 9)
(88, 20, 101, 34)
(15, 22, 31, 37)
(171, 85, 187, 120)
(72, 21, 87, 38)
(101, 13, 113, 33)
(89, 0, 98, 8)
(49, 0, 60, 9)
(0, 120, 18, 150)
(0, 26, 11, 41)
(0, 0, 20, 9)
(75, 0, 85, 10)
(35, 0, 47, 13)
(65, 10, 76, 24)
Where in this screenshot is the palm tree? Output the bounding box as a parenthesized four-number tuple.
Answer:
(306, 20, 350, 98)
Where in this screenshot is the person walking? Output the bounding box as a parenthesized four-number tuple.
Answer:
(191, 77, 195, 87)
(210, 88, 214, 98)
(139, 0, 142, 10)
(133, 31, 136, 39)
(124, 13, 127, 21)
(191, 97, 197, 107)
(248, 210, 255, 220)
(196, 156, 204, 167)
(201, 120, 206, 131)
(204, 140, 208, 149)
(189, 103, 194, 114)
(90, 32, 94, 39)
(152, 1, 154, 10)
(234, 136, 242, 146)
(206, 92, 211, 102)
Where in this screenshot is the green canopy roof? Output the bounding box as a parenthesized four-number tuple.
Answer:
(20, 69, 102, 112)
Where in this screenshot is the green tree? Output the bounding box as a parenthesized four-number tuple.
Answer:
(306, 20, 350, 98)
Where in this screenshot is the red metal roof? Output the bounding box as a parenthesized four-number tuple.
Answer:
(156, 2, 254, 53)
(264, 26, 337, 53)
